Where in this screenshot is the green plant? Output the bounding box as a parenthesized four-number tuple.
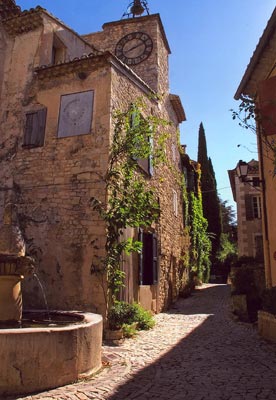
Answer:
(122, 323, 138, 338)
(262, 287, 276, 315)
(90, 98, 169, 305)
(108, 301, 137, 330)
(107, 301, 155, 331)
(217, 233, 237, 263)
(131, 302, 155, 330)
(188, 191, 211, 282)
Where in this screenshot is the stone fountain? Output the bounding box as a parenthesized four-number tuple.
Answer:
(0, 201, 103, 397)
(0, 202, 35, 324)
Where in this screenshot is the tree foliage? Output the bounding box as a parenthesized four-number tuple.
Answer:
(197, 122, 222, 262)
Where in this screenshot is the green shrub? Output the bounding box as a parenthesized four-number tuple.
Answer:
(122, 323, 137, 338)
(108, 301, 155, 331)
(108, 301, 137, 330)
(262, 287, 276, 315)
(131, 302, 155, 330)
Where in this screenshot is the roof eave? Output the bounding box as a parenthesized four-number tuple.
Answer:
(234, 6, 276, 100)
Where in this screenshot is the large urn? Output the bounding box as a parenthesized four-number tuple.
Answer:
(0, 203, 35, 323)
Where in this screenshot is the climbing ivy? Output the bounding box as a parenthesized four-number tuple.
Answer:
(90, 98, 168, 305)
(188, 191, 211, 282)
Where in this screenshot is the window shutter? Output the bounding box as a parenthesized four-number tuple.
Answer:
(24, 113, 35, 146)
(245, 194, 253, 221)
(258, 76, 276, 136)
(36, 109, 47, 146)
(24, 109, 47, 147)
(152, 233, 158, 284)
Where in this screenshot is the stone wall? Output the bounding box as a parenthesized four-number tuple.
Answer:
(83, 14, 169, 94)
(0, 7, 189, 317)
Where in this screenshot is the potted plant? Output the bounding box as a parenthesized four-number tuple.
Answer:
(104, 301, 155, 341)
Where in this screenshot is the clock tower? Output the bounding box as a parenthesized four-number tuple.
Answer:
(83, 0, 171, 94)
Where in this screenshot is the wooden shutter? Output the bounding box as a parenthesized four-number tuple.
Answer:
(24, 109, 46, 147)
(245, 194, 253, 221)
(152, 233, 158, 284)
(258, 76, 276, 136)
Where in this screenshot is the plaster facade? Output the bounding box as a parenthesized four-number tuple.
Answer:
(235, 7, 276, 287)
(228, 160, 263, 260)
(0, 2, 189, 316)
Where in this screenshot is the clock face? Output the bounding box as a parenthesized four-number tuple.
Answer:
(115, 32, 153, 66)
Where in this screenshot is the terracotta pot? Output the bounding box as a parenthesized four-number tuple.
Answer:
(0, 275, 23, 322)
(104, 328, 123, 340)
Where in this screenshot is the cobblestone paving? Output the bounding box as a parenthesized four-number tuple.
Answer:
(11, 284, 276, 400)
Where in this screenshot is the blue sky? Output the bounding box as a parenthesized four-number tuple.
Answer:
(17, 0, 276, 211)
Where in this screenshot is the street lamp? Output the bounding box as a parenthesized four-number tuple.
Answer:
(236, 160, 264, 187)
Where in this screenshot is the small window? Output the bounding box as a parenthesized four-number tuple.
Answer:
(23, 109, 47, 148)
(139, 230, 158, 285)
(173, 190, 178, 217)
(57, 91, 94, 138)
(245, 195, 261, 220)
(52, 34, 67, 64)
(252, 196, 262, 219)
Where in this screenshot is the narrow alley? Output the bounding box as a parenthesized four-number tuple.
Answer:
(16, 284, 276, 400)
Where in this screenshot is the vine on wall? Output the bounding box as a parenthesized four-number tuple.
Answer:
(179, 148, 211, 284)
(90, 98, 168, 306)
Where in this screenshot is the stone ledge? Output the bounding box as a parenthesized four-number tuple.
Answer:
(258, 310, 276, 342)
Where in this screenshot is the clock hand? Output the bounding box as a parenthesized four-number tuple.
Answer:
(124, 42, 145, 55)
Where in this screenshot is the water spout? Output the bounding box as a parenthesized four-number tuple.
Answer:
(33, 273, 51, 321)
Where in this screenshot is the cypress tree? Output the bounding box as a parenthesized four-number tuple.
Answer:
(197, 123, 222, 263)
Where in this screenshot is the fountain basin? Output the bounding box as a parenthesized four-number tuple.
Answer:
(0, 310, 103, 397)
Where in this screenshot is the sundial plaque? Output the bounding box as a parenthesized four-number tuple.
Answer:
(57, 91, 94, 138)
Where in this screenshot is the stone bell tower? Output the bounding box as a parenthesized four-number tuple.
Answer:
(83, 0, 171, 94)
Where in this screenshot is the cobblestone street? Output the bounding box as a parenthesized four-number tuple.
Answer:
(12, 284, 276, 400)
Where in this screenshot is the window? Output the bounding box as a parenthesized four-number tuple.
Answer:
(23, 109, 47, 147)
(245, 195, 261, 220)
(57, 91, 94, 138)
(52, 34, 67, 64)
(139, 230, 158, 285)
(252, 196, 262, 219)
(173, 190, 178, 217)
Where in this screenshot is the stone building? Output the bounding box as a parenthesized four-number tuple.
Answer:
(228, 160, 263, 260)
(0, 0, 189, 316)
(234, 7, 276, 287)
